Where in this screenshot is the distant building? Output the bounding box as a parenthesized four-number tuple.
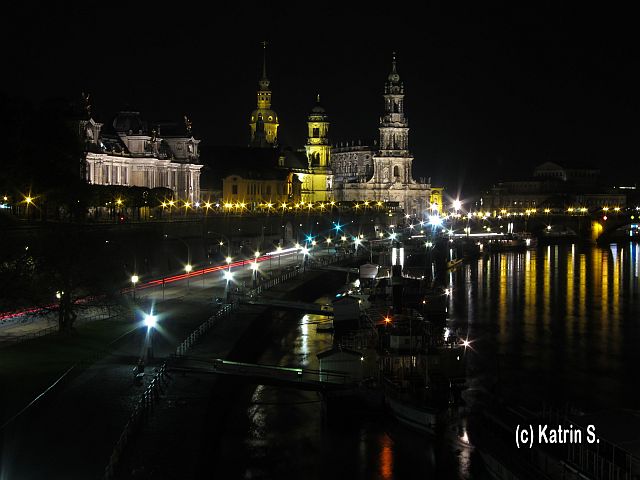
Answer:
(81, 110, 203, 201)
(480, 161, 626, 211)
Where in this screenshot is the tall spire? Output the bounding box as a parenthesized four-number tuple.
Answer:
(387, 51, 401, 84)
(259, 41, 270, 90)
(262, 41, 267, 78)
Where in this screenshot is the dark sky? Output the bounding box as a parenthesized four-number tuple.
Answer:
(1, 4, 637, 193)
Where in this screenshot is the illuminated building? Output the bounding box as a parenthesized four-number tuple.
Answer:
(331, 54, 431, 214)
(215, 49, 433, 213)
(331, 141, 376, 184)
(222, 170, 301, 206)
(82, 110, 203, 201)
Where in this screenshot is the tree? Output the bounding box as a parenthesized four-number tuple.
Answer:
(0, 226, 126, 332)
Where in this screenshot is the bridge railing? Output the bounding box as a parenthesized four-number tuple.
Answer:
(103, 302, 237, 479)
(103, 362, 170, 480)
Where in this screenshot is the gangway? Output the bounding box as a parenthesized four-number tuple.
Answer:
(170, 357, 354, 391)
(239, 298, 333, 315)
(309, 265, 359, 274)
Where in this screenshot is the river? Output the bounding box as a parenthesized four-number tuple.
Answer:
(209, 242, 640, 479)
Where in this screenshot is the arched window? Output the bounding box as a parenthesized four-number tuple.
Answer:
(393, 166, 400, 177)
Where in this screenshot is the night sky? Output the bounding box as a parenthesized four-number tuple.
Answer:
(2, 4, 637, 193)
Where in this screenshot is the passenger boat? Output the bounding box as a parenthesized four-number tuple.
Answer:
(486, 233, 537, 252)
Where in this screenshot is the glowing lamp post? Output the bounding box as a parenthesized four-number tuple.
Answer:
(143, 312, 158, 360)
(223, 269, 233, 302)
(354, 237, 362, 253)
(250, 260, 259, 287)
(131, 274, 139, 300)
(185, 264, 193, 290)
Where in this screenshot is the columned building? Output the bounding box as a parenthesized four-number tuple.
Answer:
(82, 111, 203, 201)
(333, 54, 430, 214)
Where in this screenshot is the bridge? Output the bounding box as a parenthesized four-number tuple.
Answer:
(239, 298, 333, 315)
(460, 211, 638, 242)
(169, 357, 354, 391)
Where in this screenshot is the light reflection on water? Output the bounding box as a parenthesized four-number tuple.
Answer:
(449, 242, 640, 411)
(230, 297, 475, 479)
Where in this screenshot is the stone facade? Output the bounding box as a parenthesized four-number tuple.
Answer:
(82, 111, 203, 201)
(332, 55, 430, 215)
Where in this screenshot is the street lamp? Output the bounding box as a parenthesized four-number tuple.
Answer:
(276, 245, 282, 269)
(223, 269, 233, 302)
(131, 274, 139, 300)
(185, 264, 193, 290)
(250, 260, 259, 287)
(143, 312, 158, 360)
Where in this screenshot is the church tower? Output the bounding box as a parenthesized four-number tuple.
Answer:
(303, 95, 332, 202)
(363, 53, 428, 215)
(250, 42, 279, 147)
(368, 53, 416, 186)
(305, 94, 330, 167)
(370, 52, 414, 184)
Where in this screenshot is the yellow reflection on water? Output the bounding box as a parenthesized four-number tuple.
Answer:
(567, 245, 575, 336)
(499, 254, 507, 338)
(544, 246, 551, 325)
(524, 250, 537, 325)
(578, 253, 586, 335)
(613, 246, 620, 329)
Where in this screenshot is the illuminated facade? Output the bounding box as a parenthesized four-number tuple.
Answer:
(249, 43, 279, 147)
(222, 171, 301, 206)
(429, 187, 444, 214)
(82, 111, 203, 201)
(302, 96, 332, 202)
(330, 142, 375, 184)
(332, 54, 430, 215)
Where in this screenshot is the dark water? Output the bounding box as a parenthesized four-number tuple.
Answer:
(449, 242, 640, 412)
(211, 242, 640, 479)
